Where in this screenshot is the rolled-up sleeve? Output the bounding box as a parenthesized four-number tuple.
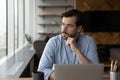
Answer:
(86, 37, 99, 64)
(37, 38, 55, 80)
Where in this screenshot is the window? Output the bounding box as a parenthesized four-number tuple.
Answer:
(14, 0, 18, 49)
(8, 0, 26, 56)
(0, 0, 28, 60)
(0, 0, 7, 59)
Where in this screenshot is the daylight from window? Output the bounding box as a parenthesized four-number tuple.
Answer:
(0, 0, 6, 59)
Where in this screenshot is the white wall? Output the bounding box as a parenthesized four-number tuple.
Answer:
(25, 0, 36, 41)
(29, 0, 36, 40)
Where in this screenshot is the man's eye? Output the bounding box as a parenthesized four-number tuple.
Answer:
(67, 25, 73, 28)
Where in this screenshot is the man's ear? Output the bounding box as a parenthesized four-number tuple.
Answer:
(77, 26, 83, 33)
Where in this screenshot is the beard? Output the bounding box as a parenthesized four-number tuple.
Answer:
(61, 31, 77, 40)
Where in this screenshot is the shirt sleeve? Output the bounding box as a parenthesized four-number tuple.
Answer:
(37, 38, 56, 80)
(86, 37, 99, 64)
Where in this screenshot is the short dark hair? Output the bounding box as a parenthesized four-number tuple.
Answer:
(61, 9, 84, 27)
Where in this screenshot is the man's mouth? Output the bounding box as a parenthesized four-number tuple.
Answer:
(62, 31, 68, 35)
(68, 34, 76, 38)
(61, 32, 76, 38)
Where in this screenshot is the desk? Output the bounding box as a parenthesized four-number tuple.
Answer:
(0, 78, 32, 80)
(0, 77, 110, 80)
(104, 77, 110, 80)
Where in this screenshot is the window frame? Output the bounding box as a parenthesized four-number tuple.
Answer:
(0, 0, 28, 61)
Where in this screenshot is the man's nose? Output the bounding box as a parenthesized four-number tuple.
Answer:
(62, 25, 68, 31)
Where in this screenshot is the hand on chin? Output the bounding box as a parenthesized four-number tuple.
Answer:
(62, 33, 68, 40)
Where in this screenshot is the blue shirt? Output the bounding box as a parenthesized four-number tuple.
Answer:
(38, 34, 99, 80)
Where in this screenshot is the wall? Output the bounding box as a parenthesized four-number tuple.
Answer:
(33, 0, 120, 44)
(76, 0, 120, 11)
(76, 0, 120, 45)
(27, 0, 36, 40)
(35, 0, 74, 39)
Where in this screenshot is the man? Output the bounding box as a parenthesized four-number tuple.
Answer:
(38, 9, 99, 80)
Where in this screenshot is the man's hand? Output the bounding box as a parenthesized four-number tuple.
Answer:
(66, 37, 90, 64)
(66, 37, 78, 52)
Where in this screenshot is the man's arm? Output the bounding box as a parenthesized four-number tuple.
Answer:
(38, 38, 56, 80)
(66, 37, 98, 64)
(73, 47, 91, 64)
(49, 72, 55, 80)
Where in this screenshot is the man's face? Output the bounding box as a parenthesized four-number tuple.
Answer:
(61, 16, 78, 40)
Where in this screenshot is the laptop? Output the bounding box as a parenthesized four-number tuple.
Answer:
(54, 64, 104, 80)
